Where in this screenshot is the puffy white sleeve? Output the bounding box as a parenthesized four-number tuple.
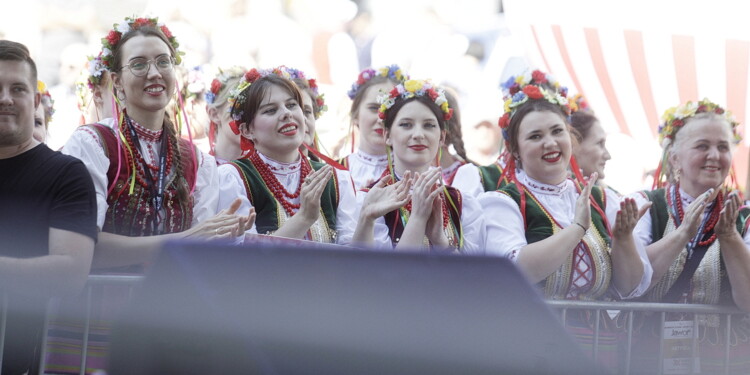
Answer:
(451, 163, 484, 198)
(334, 169, 358, 245)
(615, 190, 654, 299)
(61, 126, 111, 230)
(478, 190, 526, 260)
(190, 151, 219, 225)
(354, 189, 393, 250)
(217, 164, 257, 234)
(459, 193, 486, 254)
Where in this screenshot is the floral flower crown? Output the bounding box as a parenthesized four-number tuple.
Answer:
(658, 98, 742, 145)
(86, 53, 107, 90)
(568, 93, 592, 113)
(283, 67, 328, 119)
(205, 66, 247, 105)
(99, 16, 182, 71)
(377, 79, 453, 121)
(497, 70, 570, 140)
(37, 80, 55, 124)
(347, 65, 409, 100)
(228, 66, 302, 125)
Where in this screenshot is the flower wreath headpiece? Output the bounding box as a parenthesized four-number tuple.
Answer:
(37, 80, 55, 124)
(86, 53, 107, 90)
(99, 16, 183, 71)
(227, 66, 304, 151)
(377, 79, 453, 121)
(205, 66, 247, 105)
(658, 98, 742, 145)
(653, 98, 743, 190)
(497, 69, 570, 140)
(282, 67, 328, 119)
(347, 64, 409, 100)
(568, 93, 592, 113)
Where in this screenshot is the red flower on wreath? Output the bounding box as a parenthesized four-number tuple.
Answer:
(390, 87, 400, 97)
(532, 70, 547, 84)
(523, 85, 543, 99)
(308, 78, 317, 89)
(444, 108, 454, 121)
(160, 25, 173, 39)
(316, 97, 324, 107)
(106, 30, 121, 46)
(509, 84, 520, 95)
(427, 88, 439, 101)
(134, 18, 151, 28)
(498, 113, 510, 129)
(715, 107, 725, 114)
(672, 119, 684, 127)
(210, 79, 222, 95)
(697, 105, 707, 113)
(245, 69, 261, 83)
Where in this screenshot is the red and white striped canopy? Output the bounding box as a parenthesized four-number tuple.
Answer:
(505, 0, 750, 191)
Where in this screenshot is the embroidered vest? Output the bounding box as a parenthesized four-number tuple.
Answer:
(478, 163, 505, 192)
(85, 123, 196, 236)
(640, 188, 750, 305)
(231, 157, 339, 243)
(499, 182, 612, 300)
(380, 184, 464, 251)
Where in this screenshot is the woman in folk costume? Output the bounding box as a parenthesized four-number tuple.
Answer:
(285, 67, 328, 161)
(477, 72, 652, 370)
(63, 16, 251, 267)
(451, 72, 564, 198)
(352, 79, 485, 253)
(205, 66, 247, 164)
(217, 67, 358, 244)
(340, 65, 408, 189)
(55, 17, 251, 374)
(627, 99, 750, 374)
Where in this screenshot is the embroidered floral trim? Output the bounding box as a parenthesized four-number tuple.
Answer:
(257, 151, 302, 175)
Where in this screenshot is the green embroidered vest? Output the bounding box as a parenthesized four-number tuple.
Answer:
(499, 182, 612, 300)
(230, 157, 339, 243)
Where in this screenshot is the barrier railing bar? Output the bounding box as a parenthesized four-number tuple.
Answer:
(79, 286, 93, 375)
(658, 311, 665, 375)
(545, 300, 743, 314)
(625, 310, 633, 375)
(691, 313, 698, 374)
(0, 294, 7, 370)
(724, 314, 731, 375)
(38, 298, 54, 373)
(593, 309, 600, 361)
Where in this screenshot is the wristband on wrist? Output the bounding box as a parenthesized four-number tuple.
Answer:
(574, 222, 587, 233)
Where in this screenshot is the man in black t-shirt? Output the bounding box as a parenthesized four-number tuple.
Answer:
(0, 40, 97, 375)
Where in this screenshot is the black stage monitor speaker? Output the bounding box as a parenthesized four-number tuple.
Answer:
(108, 239, 605, 374)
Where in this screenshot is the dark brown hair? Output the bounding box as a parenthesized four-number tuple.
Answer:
(0, 40, 37, 85)
(111, 26, 177, 73)
(443, 88, 472, 163)
(505, 99, 573, 157)
(231, 74, 303, 128)
(292, 78, 320, 117)
(349, 75, 399, 124)
(382, 96, 447, 132)
(569, 111, 598, 143)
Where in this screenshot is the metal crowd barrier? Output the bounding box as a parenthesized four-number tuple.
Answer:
(0, 276, 746, 375)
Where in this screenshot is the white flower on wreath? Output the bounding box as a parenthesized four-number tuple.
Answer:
(674, 101, 698, 119)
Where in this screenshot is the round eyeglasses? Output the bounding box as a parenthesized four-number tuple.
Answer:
(121, 56, 175, 77)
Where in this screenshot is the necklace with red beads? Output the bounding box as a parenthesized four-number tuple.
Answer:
(249, 150, 311, 217)
(123, 114, 173, 234)
(667, 183, 722, 253)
